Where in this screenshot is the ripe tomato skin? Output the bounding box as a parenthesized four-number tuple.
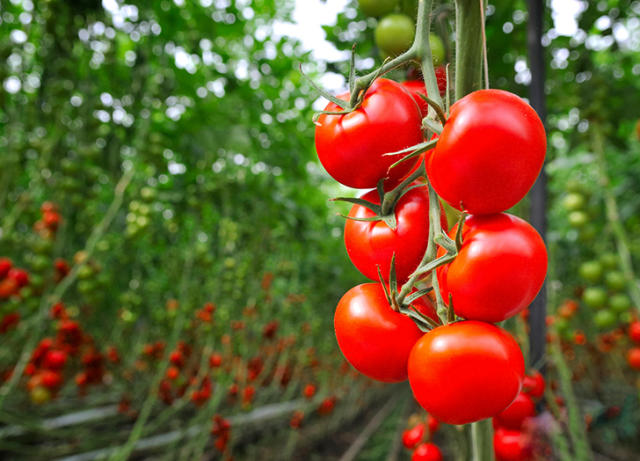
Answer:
(402, 80, 429, 117)
(411, 443, 443, 461)
(627, 347, 640, 370)
(437, 213, 547, 323)
(402, 423, 425, 449)
(427, 89, 546, 214)
(629, 321, 640, 343)
(334, 283, 424, 382)
(493, 428, 533, 461)
(408, 321, 525, 425)
(344, 185, 446, 282)
(315, 78, 423, 189)
(522, 370, 545, 398)
(493, 392, 536, 430)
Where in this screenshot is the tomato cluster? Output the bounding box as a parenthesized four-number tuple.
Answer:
(315, 45, 547, 425)
(402, 412, 442, 460)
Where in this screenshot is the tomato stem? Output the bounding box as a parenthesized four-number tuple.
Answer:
(454, 0, 486, 100)
(470, 419, 495, 461)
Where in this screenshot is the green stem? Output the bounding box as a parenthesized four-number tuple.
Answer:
(454, 0, 485, 99)
(415, 0, 443, 111)
(591, 123, 640, 313)
(470, 419, 495, 461)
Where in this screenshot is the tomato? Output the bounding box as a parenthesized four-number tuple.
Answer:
(582, 287, 607, 309)
(522, 370, 545, 398)
(358, 0, 398, 17)
(334, 283, 425, 382)
(0, 258, 12, 279)
(600, 252, 618, 270)
(430, 34, 445, 65)
(411, 443, 442, 461)
(344, 184, 446, 282)
(578, 261, 603, 283)
(427, 414, 440, 434)
(562, 193, 586, 211)
(610, 293, 631, 313)
(437, 213, 547, 323)
(375, 14, 415, 57)
(568, 210, 589, 228)
(605, 271, 626, 292)
(408, 321, 524, 424)
(427, 89, 546, 214)
(493, 392, 536, 430)
(593, 310, 616, 329)
(627, 347, 640, 370)
(402, 80, 429, 117)
(493, 428, 533, 461)
(402, 423, 425, 449)
(315, 78, 423, 189)
(629, 321, 640, 343)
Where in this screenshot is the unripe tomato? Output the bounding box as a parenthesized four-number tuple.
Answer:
(411, 443, 442, 461)
(402, 423, 425, 449)
(408, 321, 525, 425)
(522, 370, 545, 398)
(30, 386, 51, 405)
(568, 210, 589, 228)
(562, 193, 586, 211)
(593, 309, 616, 329)
(335, 283, 424, 382)
(627, 347, 640, 370)
(600, 252, 619, 270)
(493, 428, 533, 461)
(427, 89, 546, 214)
(430, 34, 445, 65)
(578, 261, 603, 283)
(358, 0, 398, 17)
(344, 185, 446, 282)
(582, 287, 607, 309)
(494, 392, 536, 430)
(375, 14, 415, 57)
(315, 78, 423, 189)
(605, 271, 626, 292)
(609, 293, 631, 313)
(437, 213, 547, 322)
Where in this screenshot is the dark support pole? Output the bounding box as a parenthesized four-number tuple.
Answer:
(527, 0, 547, 371)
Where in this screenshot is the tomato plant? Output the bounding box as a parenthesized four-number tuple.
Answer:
(427, 89, 546, 214)
(408, 321, 525, 425)
(344, 184, 446, 282)
(315, 78, 423, 189)
(437, 213, 547, 322)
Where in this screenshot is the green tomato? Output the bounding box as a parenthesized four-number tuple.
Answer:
(358, 0, 398, 17)
(568, 210, 589, 228)
(599, 252, 618, 270)
(430, 33, 445, 65)
(593, 309, 617, 330)
(566, 178, 586, 194)
(562, 193, 586, 211)
(375, 14, 415, 57)
(619, 311, 633, 324)
(554, 317, 570, 334)
(579, 261, 603, 283)
(582, 287, 607, 309)
(609, 293, 631, 313)
(30, 255, 50, 272)
(605, 271, 626, 292)
(578, 225, 597, 243)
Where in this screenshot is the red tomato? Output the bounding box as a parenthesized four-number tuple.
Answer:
(8, 268, 29, 288)
(403, 80, 429, 117)
(408, 321, 524, 425)
(627, 347, 640, 370)
(494, 428, 533, 461)
(522, 370, 545, 398)
(402, 423, 425, 449)
(335, 283, 424, 382)
(437, 213, 547, 322)
(629, 321, 640, 343)
(315, 78, 423, 189)
(427, 89, 546, 214)
(494, 392, 536, 430)
(427, 414, 440, 434)
(411, 443, 443, 461)
(344, 184, 446, 282)
(0, 258, 12, 279)
(43, 350, 68, 370)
